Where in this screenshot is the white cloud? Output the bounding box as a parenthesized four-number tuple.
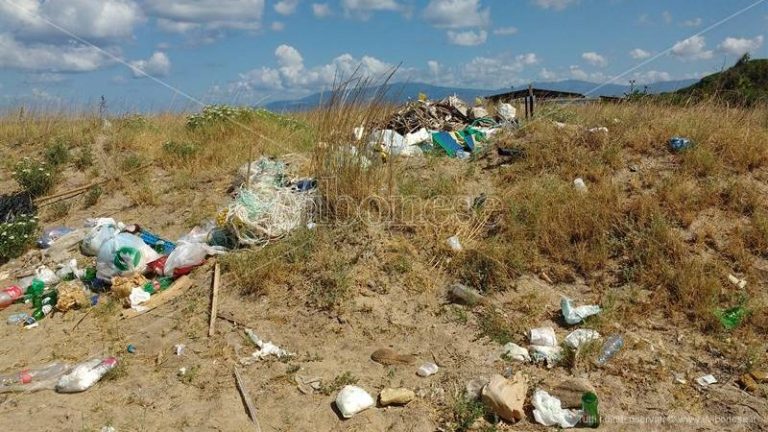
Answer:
(629, 48, 652, 60)
(453, 53, 538, 87)
(539, 68, 557, 80)
(427, 60, 440, 76)
(234, 44, 395, 94)
(271, 21, 285, 31)
(423, 0, 490, 28)
(582, 52, 607, 67)
(633, 70, 672, 83)
(662, 11, 672, 24)
(0, 0, 144, 42)
(129, 51, 171, 78)
(148, 0, 265, 33)
(681, 17, 702, 27)
(569, 65, 588, 80)
(717, 35, 764, 56)
(342, 0, 401, 19)
(637, 14, 651, 25)
(447, 29, 487, 46)
(0, 33, 111, 71)
(312, 3, 332, 17)
(493, 26, 518, 36)
(534, 0, 578, 11)
(275, 0, 299, 15)
(671, 35, 713, 60)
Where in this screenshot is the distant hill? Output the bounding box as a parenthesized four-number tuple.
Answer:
(264, 79, 697, 111)
(673, 56, 768, 106)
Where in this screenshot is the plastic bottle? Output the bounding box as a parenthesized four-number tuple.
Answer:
(24, 279, 45, 302)
(596, 334, 624, 366)
(0, 362, 71, 393)
(0, 285, 24, 309)
(56, 357, 118, 393)
(581, 392, 600, 427)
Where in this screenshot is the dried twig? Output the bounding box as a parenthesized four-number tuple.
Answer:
(234, 366, 262, 431)
(208, 263, 221, 337)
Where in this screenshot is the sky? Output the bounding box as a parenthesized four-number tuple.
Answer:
(0, 0, 767, 111)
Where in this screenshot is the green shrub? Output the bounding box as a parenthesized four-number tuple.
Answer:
(74, 146, 94, 170)
(185, 105, 257, 129)
(13, 158, 56, 197)
(0, 214, 38, 260)
(45, 138, 71, 166)
(162, 140, 199, 159)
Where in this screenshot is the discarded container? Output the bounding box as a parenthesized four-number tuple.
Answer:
(727, 274, 747, 289)
(668, 136, 693, 152)
(596, 334, 624, 366)
(405, 128, 431, 146)
(714, 305, 747, 330)
(696, 374, 717, 387)
(502, 343, 530, 362)
(124, 224, 176, 255)
(335, 385, 375, 418)
(6, 312, 29, 325)
(55, 357, 118, 393)
(0, 362, 71, 393)
(532, 389, 582, 428)
(0, 285, 24, 309)
(530, 346, 563, 368)
(564, 329, 601, 350)
(127, 344, 137, 354)
(38, 227, 74, 249)
(416, 362, 439, 377)
(581, 392, 600, 428)
(529, 327, 557, 347)
(481, 373, 527, 423)
(471, 106, 489, 119)
(447, 235, 463, 252)
(573, 178, 588, 192)
(561, 298, 601, 325)
(96, 233, 161, 281)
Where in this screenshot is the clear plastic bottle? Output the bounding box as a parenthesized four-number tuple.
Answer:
(56, 357, 118, 393)
(0, 362, 71, 393)
(0, 285, 24, 309)
(596, 334, 624, 365)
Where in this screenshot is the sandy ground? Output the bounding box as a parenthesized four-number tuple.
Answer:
(1, 157, 767, 432)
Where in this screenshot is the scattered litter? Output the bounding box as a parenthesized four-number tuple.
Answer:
(96, 232, 160, 281)
(673, 373, 687, 384)
(530, 346, 564, 368)
(370, 348, 416, 366)
(497, 103, 517, 122)
(0, 362, 71, 393)
(178, 367, 187, 376)
(163, 242, 222, 277)
(501, 343, 530, 362)
(573, 178, 588, 192)
(33, 265, 61, 286)
(416, 362, 439, 377)
(696, 374, 717, 387)
(714, 305, 747, 330)
(128, 288, 151, 310)
(100, 426, 116, 432)
(564, 329, 601, 350)
(81, 218, 121, 256)
(532, 389, 582, 428)
(470, 106, 489, 120)
(174, 344, 185, 356)
(55, 357, 118, 393)
(549, 378, 597, 409)
(464, 377, 489, 401)
(727, 274, 747, 289)
(446, 235, 463, 252)
(127, 344, 136, 354)
(243, 329, 293, 361)
(596, 334, 624, 366)
(581, 392, 600, 427)
(38, 227, 74, 249)
(481, 373, 527, 423)
(379, 388, 415, 406)
(56, 281, 89, 312)
(529, 327, 557, 347)
(335, 385, 375, 418)
(448, 283, 484, 305)
(668, 136, 693, 152)
(561, 297, 601, 325)
(588, 127, 609, 134)
(6, 312, 29, 325)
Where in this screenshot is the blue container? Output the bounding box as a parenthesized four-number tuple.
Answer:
(668, 136, 693, 153)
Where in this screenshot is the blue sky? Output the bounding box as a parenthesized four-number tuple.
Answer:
(1, 0, 767, 111)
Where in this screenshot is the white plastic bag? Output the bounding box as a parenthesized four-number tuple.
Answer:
(532, 389, 582, 428)
(163, 242, 223, 276)
(96, 233, 160, 280)
(561, 297, 601, 325)
(335, 385, 375, 418)
(81, 219, 120, 256)
(56, 357, 118, 393)
(34, 265, 61, 286)
(498, 103, 517, 121)
(502, 343, 530, 362)
(529, 327, 557, 347)
(564, 329, 601, 350)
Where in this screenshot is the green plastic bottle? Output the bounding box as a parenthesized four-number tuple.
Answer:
(581, 392, 600, 428)
(142, 277, 174, 295)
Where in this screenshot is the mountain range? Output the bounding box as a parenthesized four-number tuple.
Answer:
(264, 79, 697, 111)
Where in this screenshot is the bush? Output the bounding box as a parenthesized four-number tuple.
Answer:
(0, 214, 38, 261)
(44, 138, 71, 166)
(185, 105, 257, 129)
(162, 140, 199, 160)
(74, 146, 94, 170)
(13, 158, 56, 197)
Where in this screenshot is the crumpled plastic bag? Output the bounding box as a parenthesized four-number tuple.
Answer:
(81, 218, 121, 256)
(34, 265, 61, 286)
(335, 385, 375, 419)
(38, 226, 73, 249)
(530, 346, 563, 368)
(56, 357, 118, 393)
(163, 241, 224, 277)
(96, 233, 160, 281)
(502, 343, 530, 362)
(498, 103, 517, 122)
(564, 329, 601, 350)
(532, 389, 582, 428)
(561, 297, 601, 325)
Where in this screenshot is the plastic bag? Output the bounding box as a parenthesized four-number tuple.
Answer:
(56, 357, 117, 393)
(37, 227, 73, 249)
(81, 219, 120, 256)
(561, 297, 601, 325)
(163, 242, 224, 277)
(56, 259, 83, 281)
(498, 103, 517, 122)
(177, 221, 216, 244)
(335, 385, 375, 419)
(96, 233, 161, 281)
(34, 265, 60, 286)
(532, 389, 582, 428)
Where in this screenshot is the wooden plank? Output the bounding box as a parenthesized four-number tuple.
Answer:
(208, 263, 221, 337)
(234, 366, 263, 431)
(121, 276, 193, 319)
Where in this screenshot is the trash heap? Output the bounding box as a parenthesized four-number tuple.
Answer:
(365, 95, 518, 159)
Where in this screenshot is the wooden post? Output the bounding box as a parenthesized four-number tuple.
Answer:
(208, 263, 221, 337)
(528, 84, 535, 119)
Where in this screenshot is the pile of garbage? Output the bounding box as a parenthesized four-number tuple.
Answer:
(364, 96, 518, 159)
